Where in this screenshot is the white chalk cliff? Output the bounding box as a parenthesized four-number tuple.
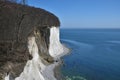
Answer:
(5, 27, 65, 80)
(0, 1, 67, 80)
(49, 27, 64, 58)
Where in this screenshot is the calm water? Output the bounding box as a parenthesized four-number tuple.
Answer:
(60, 29, 120, 80)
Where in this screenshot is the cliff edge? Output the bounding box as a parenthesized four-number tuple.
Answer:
(0, 1, 64, 80)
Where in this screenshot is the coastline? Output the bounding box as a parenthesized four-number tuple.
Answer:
(54, 44, 70, 80)
(54, 61, 64, 80)
(42, 44, 70, 80)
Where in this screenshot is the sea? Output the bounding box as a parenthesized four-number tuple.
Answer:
(60, 29, 120, 80)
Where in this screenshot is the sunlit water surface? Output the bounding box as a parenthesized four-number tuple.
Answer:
(60, 29, 120, 80)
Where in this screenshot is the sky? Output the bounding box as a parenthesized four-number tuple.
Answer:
(27, 0, 120, 28)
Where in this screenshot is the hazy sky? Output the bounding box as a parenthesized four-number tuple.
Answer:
(28, 0, 120, 28)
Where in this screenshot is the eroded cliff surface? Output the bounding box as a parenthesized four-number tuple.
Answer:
(0, 1, 63, 80)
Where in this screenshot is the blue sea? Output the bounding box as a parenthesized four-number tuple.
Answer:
(60, 29, 120, 80)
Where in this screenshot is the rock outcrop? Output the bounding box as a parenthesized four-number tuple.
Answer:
(0, 1, 64, 80)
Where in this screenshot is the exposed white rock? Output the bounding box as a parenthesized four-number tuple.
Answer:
(15, 37, 45, 80)
(5, 74, 9, 80)
(4, 27, 67, 80)
(49, 27, 64, 58)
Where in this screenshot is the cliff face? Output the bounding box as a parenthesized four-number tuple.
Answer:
(0, 1, 64, 80)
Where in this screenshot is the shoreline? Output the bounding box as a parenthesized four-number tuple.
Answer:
(54, 61, 64, 80)
(42, 44, 70, 80)
(54, 44, 71, 80)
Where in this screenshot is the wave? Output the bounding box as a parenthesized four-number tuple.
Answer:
(61, 39, 94, 53)
(61, 39, 93, 47)
(107, 41, 120, 44)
